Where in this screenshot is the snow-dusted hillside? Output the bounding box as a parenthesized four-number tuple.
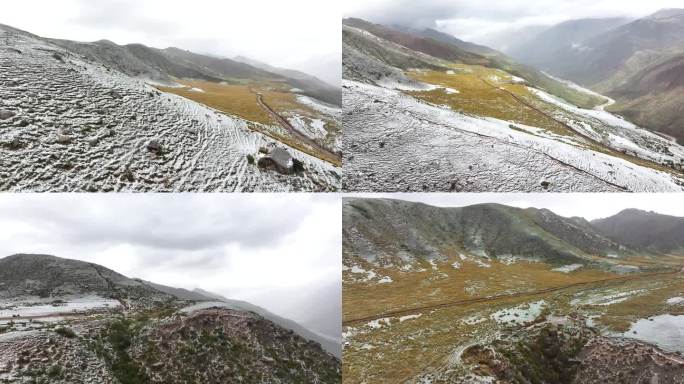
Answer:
(342, 23, 684, 192)
(343, 80, 682, 192)
(0, 25, 340, 191)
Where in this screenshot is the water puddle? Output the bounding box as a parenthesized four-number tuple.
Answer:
(623, 314, 684, 353)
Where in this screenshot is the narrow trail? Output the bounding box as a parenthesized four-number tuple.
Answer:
(251, 90, 341, 165)
(342, 270, 679, 326)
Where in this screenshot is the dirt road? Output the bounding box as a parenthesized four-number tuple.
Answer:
(252, 91, 341, 165)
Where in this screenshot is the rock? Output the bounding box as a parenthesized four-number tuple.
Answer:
(246, 154, 255, 164)
(540, 180, 551, 189)
(0, 109, 15, 120)
(55, 135, 73, 145)
(292, 158, 305, 173)
(258, 146, 270, 154)
(258, 148, 295, 175)
(2, 137, 24, 150)
(108, 90, 122, 99)
(146, 140, 162, 153)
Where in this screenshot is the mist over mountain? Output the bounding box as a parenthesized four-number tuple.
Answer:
(499, 9, 684, 143)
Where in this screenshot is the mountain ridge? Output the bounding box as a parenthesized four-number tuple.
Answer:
(502, 9, 684, 143)
(343, 198, 638, 269)
(0, 253, 340, 357)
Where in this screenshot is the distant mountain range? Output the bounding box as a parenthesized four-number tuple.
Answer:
(504, 9, 684, 144)
(343, 18, 604, 108)
(49, 35, 340, 106)
(343, 198, 683, 269)
(592, 209, 684, 253)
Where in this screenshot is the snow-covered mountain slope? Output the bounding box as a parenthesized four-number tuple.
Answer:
(0, 25, 340, 191)
(343, 80, 682, 192)
(342, 22, 684, 192)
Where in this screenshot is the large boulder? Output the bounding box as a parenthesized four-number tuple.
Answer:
(146, 140, 162, 154)
(257, 148, 295, 175)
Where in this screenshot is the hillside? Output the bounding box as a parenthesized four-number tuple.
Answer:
(507, 17, 632, 77)
(0, 254, 341, 383)
(505, 9, 684, 143)
(343, 198, 631, 269)
(341, 19, 684, 192)
(0, 23, 341, 191)
(592, 209, 684, 253)
(0, 254, 168, 305)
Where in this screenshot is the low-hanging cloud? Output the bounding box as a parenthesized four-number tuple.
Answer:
(344, 0, 684, 43)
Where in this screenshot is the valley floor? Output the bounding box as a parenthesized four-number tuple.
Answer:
(342, 257, 684, 383)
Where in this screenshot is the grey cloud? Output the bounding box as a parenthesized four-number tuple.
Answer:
(0, 195, 310, 252)
(69, 0, 177, 37)
(346, 0, 681, 41)
(0, 194, 340, 338)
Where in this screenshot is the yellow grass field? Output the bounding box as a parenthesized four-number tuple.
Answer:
(404, 65, 679, 175)
(157, 80, 275, 124)
(342, 256, 684, 383)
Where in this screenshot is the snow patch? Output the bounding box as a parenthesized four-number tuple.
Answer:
(552, 264, 583, 273)
(399, 314, 422, 322)
(491, 301, 545, 324)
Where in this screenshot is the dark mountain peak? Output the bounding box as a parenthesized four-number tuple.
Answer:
(93, 39, 117, 46)
(0, 253, 170, 303)
(1, 253, 114, 272)
(591, 209, 684, 253)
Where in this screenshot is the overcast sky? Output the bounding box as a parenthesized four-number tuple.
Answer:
(0, 0, 341, 85)
(347, 193, 684, 221)
(0, 194, 340, 338)
(344, 0, 684, 46)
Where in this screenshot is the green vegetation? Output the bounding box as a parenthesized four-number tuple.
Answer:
(90, 317, 149, 384)
(54, 326, 76, 338)
(495, 324, 591, 383)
